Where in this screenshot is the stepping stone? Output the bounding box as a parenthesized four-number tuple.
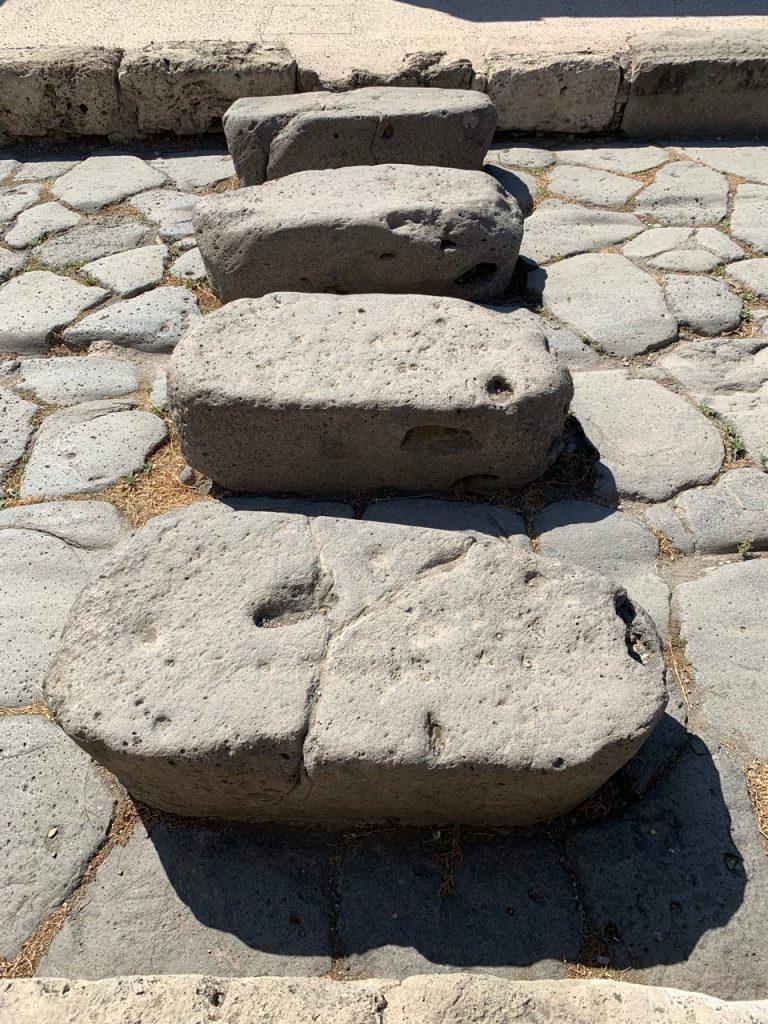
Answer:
(52, 156, 166, 212)
(0, 246, 24, 283)
(528, 253, 677, 358)
(224, 88, 497, 186)
(726, 258, 768, 300)
(64, 286, 201, 353)
(0, 385, 35, 478)
(571, 371, 724, 502)
(170, 293, 571, 494)
(0, 184, 41, 224)
(487, 143, 554, 170)
(15, 356, 140, 405)
(222, 496, 354, 518)
(634, 161, 729, 225)
(547, 164, 642, 208)
(534, 500, 670, 634)
(363, 497, 530, 550)
(498, 305, 603, 370)
(678, 144, 768, 185)
(45, 503, 667, 824)
(4, 201, 81, 249)
(730, 185, 768, 253)
(81, 244, 167, 297)
(554, 144, 669, 174)
(483, 164, 537, 217)
(20, 399, 167, 498)
(0, 499, 128, 550)
(0, 271, 107, 355)
(130, 189, 195, 242)
(521, 200, 643, 265)
(195, 165, 523, 303)
(623, 226, 744, 272)
(35, 220, 152, 271)
(679, 562, 768, 760)
(150, 153, 234, 191)
(0, 716, 113, 958)
(664, 274, 742, 336)
(15, 159, 78, 182)
(169, 246, 206, 282)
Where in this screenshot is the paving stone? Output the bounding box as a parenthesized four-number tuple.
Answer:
(0, 385, 35, 477)
(520, 200, 643, 265)
(483, 164, 537, 218)
(0, 158, 21, 182)
(170, 293, 571, 494)
(0, 716, 113, 958)
(499, 306, 603, 370)
(39, 821, 332, 978)
(547, 164, 642, 208)
(486, 144, 554, 170)
(528, 253, 677, 358)
(81, 244, 168, 297)
(634, 161, 729, 226)
(195, 165, 523, 303)
(728, 185, 768, 254)
(534, 500, 669, 634)
(0, 246, 24, 283)
(175, 235, 197, 252)
(4, 202, 81, 249)
(678, 145, 768, 186)
(571, 370, 724, 502)
(149, 372, 167, 410)
(169, 246, 205, 282)
(726, 258, 768, 300)
(130, 189, 195, 242)
(34, 220, 153, 271)
(0, 271, 107, 355)
(15, 356, 140, 405)
(0, 499, 128, 551)
(63, 286, 201, 353)
(567, 738, 768, 1000)
(20, 399, 167, 498)
(14, 159, 79, 182)
(363, 498, 530, 550)
(554, 144, 670, 174)
(150, 153, 234, 191)
(45, 503, 667, 824)
(623, 226, 744, 272)
(664, 274, 742, 336)
(337, 830, 579, 979)
(51, 156, 166, 212)
(0, 184, 41, 224)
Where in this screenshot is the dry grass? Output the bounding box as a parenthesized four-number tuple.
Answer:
(747, 761, 768, 853)
(663, 629, 696, 711)
(435, 825, 463, 900)
(651, 527, 680, 562)
(565, 935, 631, 982)
(0, 703, 52, 719)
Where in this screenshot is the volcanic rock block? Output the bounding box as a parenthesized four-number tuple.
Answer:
(223, 88, 497, 186)
(45, 504, 667, 824)
(168, 293, 572, 494)
(193, 164, 523, 303)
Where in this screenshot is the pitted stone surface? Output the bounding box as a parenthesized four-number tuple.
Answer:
(4, 201, 81, 249)
(664, 274, 742, 336)
(363, 498, 530, 550)
(81, 244, 168, 297)
(571, 371, 724, 502)
(15, 356, 140, 405)
(729, 185, 768, 254)
(0, 271, 108, 355)
(634, 161, 729, 226)
(224, 88, 497, 186)
(678, 145, 768, 185)
(520, 200, 643, 265)
(35, 220, 152, 270)
(483, 164, 537, 218)
(45, 503, 667, 824)
(0, 246, 24, 282)
(130, 189, 195, 242)
(528, 254, 677, 358)
(63, 286, 201, 353)
(169, 246, 206, 281)
(726, 259, 768, 300)
(150, 153, 234, 191)
(52, 156, 166, 212)
(194, 165, 523, 303)
(0, 385, 35, 478)
(0, 499, 128, 550)
(623, 227, 744, 272)
(20, 399, 167, 498)
(547, 164, 642, 208)
(0, 715, 113, 958)
(554, 145, 669, 174)
(0, 184, 41, 224)
(169, 293, 572, 495)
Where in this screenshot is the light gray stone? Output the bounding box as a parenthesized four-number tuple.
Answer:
(731, 185, 768, 254)
(20, 399, 167, 498)
(169, 246, 205, 282)
(0, 385, 35, 477)
(15, 356, 139, 405)
(170, 293, 571, 495)
(14, 160, 78, 182)
(0, 271, 107, 355)
(222, 496, 354, 518)
(528, 253, 677, 358)
(149, 373, 167, 410)
(623, 226, 744, 272)
(0, 499, 128, 550)
(486, 144, 554, 170)
(678, 145, 768, 186)
(363, 497, 530, 550)
(520, 200, 643, 265)
(726, 258, 768, 300)
(175, 235, 196, 251)
(224, 88, 497, 186)
(664, 274, 742, 336)
(52, 157, 166, 213)
(0, 716, 113, 958)
(45, 503, 667, 824)
(495, 305, 603, 370)
(547, 164, 642, 208)
(0, 183, 41, 224)
(571, 370, 724, 502)
(81, 244, 168, 297)
(483, 164, 537, 218)
(554, 144, 670, 174)
(63, 286, 202, 353)
(634, 161, 729, 226)
(0, 246, 24, 282)
(150, 153, 234, 191)
(130, 189, 195, 242)
(4, 201, 80, 249)
(0, 159, 21, 182)
(34, 220, 152, 270)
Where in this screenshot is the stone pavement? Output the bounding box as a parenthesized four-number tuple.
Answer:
(1, 137, 767, 998)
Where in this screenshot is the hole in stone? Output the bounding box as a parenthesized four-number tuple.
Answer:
(454, 262, 498, 287)
(614, 594, 650, 665)
(251, 587, 320, 628)
(552, 757, 565, 769)
(440, 238, 458, 252)
(426, 712, 445, 756)
(381, 124, 395, 140)
(400, 425, 481, 454)
(379, 252, 395, 260)
(486, 375, 513, 398)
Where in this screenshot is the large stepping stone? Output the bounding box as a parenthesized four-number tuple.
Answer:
(169, 293, 572, 494)
(224, 88, 497, 186)
(0, 270, 107, 355)
(194, 165, 523, 303)
(520, 200, 642, 265)
(45, 503, 667, 825)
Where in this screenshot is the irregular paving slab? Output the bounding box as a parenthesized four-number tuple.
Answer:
(0, 499, 128, 551)
(45, 503, 667, 825)
(81, 244, 167, 297)
(623, 226, 744, 272)
(0, 183, 41, 224)
(0, 246, 25, 283)
(169, 246, 205, 281)
(195, 165, 523, 303)
(20, 399, 167, 498)
(52, 156, 167, 212)
(571, 371, 724, 502)
(731, 185, 768, 254)
(547, 164, 642, 208)
(554, 144, 670, 174)
(726, 258, 768, 300)
(63, 286, 201, 353)
(528, 253, 677, 358)
(170, 293, 571, 494)
(15, 356, 139, 405)
(0, 271, 107, 355)
(35, 220, 152, 270)
(664, 274, 742, 336)
(150, 152, 234, 191)
(224, 88, 497, 186)
(500, 305, 603, 370)
(363, 497, 530, 550)
(130, 189, 195, 242)
(4, 201, 81, 249)
(678, 563, 768, 760)
(520, 200, 643, 265)
(0, 386, 35, 478)
(0, 716, 113, 959)
(679, 144, 768, 186)
(0, 158, 21, 181)
(15, 159, 78, 182)
(486, 144, 554, 170)
(634, 161, 729, 226)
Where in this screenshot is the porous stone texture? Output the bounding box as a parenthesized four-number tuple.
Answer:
(634, 161, 729, 226)
(34, 220, 153, 270)
(500, 306, 603, 370)
(224, 88, 497, 186)
(63, 286, 201, 353)
(547, 164, 642, 208)
(0, 715, 113, 958)
(678, 145, 768, 185)
(727, 258, 768, 300)
(0, 498, 128, 550)
(482, 164, 537, 218)
(52, 156, 167, 212)
(0, 271, 107, 355)
(194, 165, 523, 303)
(520, 200, 643, 265)
(678, 562, 768, 761)
(14, 356, 140, 405)
(150, 152, 234, 190)
(169, 246, 205, 281)
(0, 246, 24, 282)
(0, 183, 41, 223)
(528, 254, 677, 358)
(555, 145, 670, 174)
(20, 399, 167, 498)
(363, 497, 530, 550)
(623, 226, 744, 272)
(664, 274, 742, 336)
(169, 293, 571, 494)
(81, 244, 168, 297)
(3, 201, 80, 248)
(485, 144, 554, 170)
(45, 503, 667, 824)
(571, 371, 724, 502)
(0, 385, 35, 478)
(730, 185, 768, 254)
(130, 189, 195, 242)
